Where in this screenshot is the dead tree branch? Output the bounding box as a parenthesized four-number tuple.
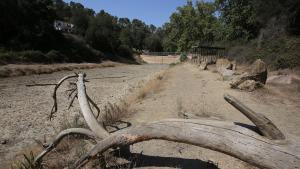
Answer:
(33, 73, 300, 169)
(224, 94, 285, 140)
(34, 128, 97, 163)
(87, 94, 101, 119)
(68, 93, 78, 109)
(76, 73, 109, 138)
(73, 119, 300, 169)
(50, 74, 78, 120)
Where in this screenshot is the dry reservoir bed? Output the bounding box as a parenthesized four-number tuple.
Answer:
(0, 64, 168, 167)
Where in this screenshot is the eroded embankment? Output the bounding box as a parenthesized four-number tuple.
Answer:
(0, 61, 121, 78)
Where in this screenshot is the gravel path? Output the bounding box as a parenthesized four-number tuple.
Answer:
(0, 64, 168, 167)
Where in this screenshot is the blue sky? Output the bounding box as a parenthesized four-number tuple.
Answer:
(63, 0, 211, 27)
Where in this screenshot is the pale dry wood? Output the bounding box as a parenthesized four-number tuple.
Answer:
(76, 73, 109, 138)
(224, 94, 285, 140)
(34, 128, 97, 163)
(33, 72, 300, 169)
(74, 119, 300, 169)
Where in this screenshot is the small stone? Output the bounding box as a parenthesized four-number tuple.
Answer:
(199, 61, 208, 70)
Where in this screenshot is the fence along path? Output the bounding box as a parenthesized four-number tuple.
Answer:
(190, 46, 227, 65)
(143, 46, 226, 64)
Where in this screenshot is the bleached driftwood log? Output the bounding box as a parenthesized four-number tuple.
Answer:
(33, 73, 300, 169)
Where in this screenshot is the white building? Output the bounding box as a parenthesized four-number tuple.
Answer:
(54, 20, 74, 33)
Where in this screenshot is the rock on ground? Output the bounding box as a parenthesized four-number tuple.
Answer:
(230, 59, 268, 91)
(237, 80, 262, 92)
(199, 61, 208, 70)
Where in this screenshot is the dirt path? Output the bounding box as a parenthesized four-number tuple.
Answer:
(0, 64, 168, 167)
(127, 63, 300, 169)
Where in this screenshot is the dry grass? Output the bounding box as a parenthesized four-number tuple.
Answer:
(132, 72, 166, 101)
(102, 101, 131, 126)
(176, 98, 223, 120)
(11, 136, 88, 169)
(0, 61, 120, 78)
(11, 113, 94, 169)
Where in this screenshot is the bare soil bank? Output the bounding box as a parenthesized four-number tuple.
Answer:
(0, 61, 122, 78)
(141, 55, 180, 64)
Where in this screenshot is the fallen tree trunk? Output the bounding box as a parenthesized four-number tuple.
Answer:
(32, 73, 300, 169)
(74, 119, 300, 169)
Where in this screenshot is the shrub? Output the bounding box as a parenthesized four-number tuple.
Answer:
(117, 45, 134, 60)
(274, 55, 300, 69)
(57, 34, 104, 63)
(46, 50, 68, 63)
(0, 52, 13, 64)
(18, 51, 46, 63)
(12, 152, 43, 169)
(0, 50, 48, 64)
(180, 52, 188, 62)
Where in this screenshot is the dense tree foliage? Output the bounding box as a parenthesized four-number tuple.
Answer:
(0, 0, 165, 64)
(0, 0, 60, 51)
(0, 0, 299, 66)
(162, 0, 299, 52)
(162, 1, 220, 52)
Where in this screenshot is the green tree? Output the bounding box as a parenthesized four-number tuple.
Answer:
(162, 1, 220, 52)
(0, 0, 60, 51)
(216, 0, 259, 40)
(131, 19, 149, 50)
(144, 34, 163, 52)
(70, 7, 94, 36)
(85, 10, 120, 53)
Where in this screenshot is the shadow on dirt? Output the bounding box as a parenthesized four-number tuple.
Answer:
(108, 150, 219, 169)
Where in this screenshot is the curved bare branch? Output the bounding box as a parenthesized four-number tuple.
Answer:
(76, 73, 109, 138)
(87, 94, 101, 119)
(73, 119, 300, 169)
(34, 128, 97, 163)
(50, 74, 78, 120)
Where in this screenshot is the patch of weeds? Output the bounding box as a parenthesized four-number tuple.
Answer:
(12, 152, 43, 169)
(60, 114, 87, 131)
(102, 101, 130, 126)
(135, 73, 165, 101)
(180, 53, 188, 62)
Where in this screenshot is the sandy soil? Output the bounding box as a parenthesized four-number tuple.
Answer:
(141, 55, 180, 64)
(1, 62, 299, 169)
(126, 63, 300, 169)
(0, 64, 168, 167)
